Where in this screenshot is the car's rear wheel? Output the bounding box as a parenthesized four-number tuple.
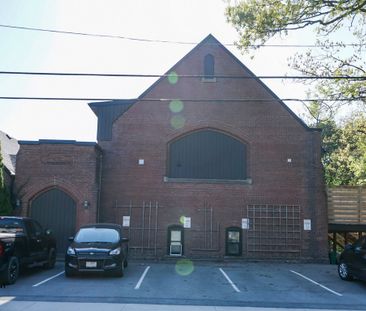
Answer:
(44, 248, 56, 269)
(2, 256, 19, 285)
(338, 261, 353, 281)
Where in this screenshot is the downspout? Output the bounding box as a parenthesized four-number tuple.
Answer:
(97, 151, 103, 223)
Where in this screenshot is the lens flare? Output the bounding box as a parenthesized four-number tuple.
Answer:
(170, 115, 185, 129)
(169, 100, 184, 113)
(175, 259, 194, 276)
(168, 71, 179, 84)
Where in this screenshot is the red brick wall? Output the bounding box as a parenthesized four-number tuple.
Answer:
(14, 142, 101, 230)
(97, 39, 328, 261)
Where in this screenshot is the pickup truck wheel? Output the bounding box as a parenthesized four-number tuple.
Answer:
(2, 256, 19, 285)
(44, 248, 56, 269)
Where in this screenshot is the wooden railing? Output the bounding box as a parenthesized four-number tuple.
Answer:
(327, 186, 366, 224)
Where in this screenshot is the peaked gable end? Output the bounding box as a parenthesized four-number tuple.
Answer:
(138, 34, 311, 131)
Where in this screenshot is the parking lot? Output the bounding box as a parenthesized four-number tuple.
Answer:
(1, 260, 366, 310)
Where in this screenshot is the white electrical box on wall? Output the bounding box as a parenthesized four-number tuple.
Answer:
(241, 218, 250, 229)
(183, 217, 191, 228)
(304, 219, 311, 231)
(123, 216, 130, 227)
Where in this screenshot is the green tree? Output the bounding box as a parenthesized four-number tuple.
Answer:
(225, 0, 366, 106)
(314, 114, 366, 186)
(0, 143, 12, 215)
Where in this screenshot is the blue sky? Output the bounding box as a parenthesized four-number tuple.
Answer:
(0, 0, 326, 141)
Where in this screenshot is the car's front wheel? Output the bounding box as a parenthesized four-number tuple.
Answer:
(338, 261, 353, 281)
(114, 260, 125, 277)
(65, 265, 76, 277)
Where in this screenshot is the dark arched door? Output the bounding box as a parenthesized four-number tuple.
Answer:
(30, 188, 76, 255)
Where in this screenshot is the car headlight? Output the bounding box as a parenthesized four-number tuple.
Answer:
(109, 247, 121, 255)
(67, 247, 75, 255)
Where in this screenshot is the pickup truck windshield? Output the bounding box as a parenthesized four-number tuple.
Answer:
(0, 218, 24, 233)
(75, 228, 120, 243)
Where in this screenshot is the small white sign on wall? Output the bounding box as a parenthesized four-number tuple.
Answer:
(123, 216, 130, 227)
(183, 217, 191, 228)
(304, 219, 311, 231)
(242, 218, 250, 230)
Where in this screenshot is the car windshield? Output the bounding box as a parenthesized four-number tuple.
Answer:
(74, 228, 120, 243)
(0, 218, 24, 233)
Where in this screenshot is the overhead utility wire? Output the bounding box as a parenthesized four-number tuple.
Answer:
(0, 71, 365, 80)
(0, 24, 363, 48)
(0, 96, 364, 102)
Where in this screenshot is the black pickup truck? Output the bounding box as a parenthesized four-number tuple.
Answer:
(0, 216, 56, 285)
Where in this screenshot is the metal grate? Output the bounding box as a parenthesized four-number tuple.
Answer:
(114, 201, 159, 258)
(246, 204, 301, 258)
(170, 243, 183, 256)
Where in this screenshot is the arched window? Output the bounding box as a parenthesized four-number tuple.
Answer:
(203, 54, 215, 79)
(168, 129, 247, 180)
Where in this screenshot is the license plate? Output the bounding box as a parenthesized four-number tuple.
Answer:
(86, 261, 97, 268)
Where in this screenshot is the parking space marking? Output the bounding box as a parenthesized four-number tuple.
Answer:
(219, 268, 241, 293)
(32, 271, 65, 287)
(134, 266, 150, 290)
(290, 270, 342, 297)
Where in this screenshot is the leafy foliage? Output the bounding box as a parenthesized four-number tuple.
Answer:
(325, 115, 366, 185)
(225, 0, 366, 105)
(314, 113, 366, 186)
(0, 143, 12, 215)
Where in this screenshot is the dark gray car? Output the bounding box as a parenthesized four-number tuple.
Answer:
(65, 223, 128, 277)
(338, 235, 366, 281)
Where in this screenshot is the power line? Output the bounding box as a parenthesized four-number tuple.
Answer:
(0, 24, 363, 48)
(0, 96, 364, 102)
(0, 71, 365, 80)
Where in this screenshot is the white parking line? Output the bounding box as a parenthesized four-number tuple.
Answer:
(290, 270, 343, 297)
(134, 266, 150, 290)
(32, 271, 65, 287)
(219, 268, 241, 293)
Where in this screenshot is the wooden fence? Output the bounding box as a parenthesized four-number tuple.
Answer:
(327, 186, 366, 224)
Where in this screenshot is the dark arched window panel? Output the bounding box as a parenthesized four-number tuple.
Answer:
(168, 130, 247, 180)
(203, 54, 215, 79)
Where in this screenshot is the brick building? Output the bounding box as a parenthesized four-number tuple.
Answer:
(14, 35, 328, 260)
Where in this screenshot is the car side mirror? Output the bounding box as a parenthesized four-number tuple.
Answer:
(121, 237, 129, 243)
(354, 246, 362, 253)
(68, 236, 74, 242)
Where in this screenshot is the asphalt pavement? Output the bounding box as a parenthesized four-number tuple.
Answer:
(1, 260, 366, 310)
(0, 299, 360, 311)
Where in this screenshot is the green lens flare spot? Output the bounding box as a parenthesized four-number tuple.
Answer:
(175, 259, 194, 276)
(169, 100, 184, 113)
(168, 71, 179, 84)
(170, 115, 185, 130)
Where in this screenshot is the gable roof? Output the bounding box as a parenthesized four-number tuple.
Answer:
(0, 130, 19, 175)
(88, 34, 317, 140)
(138, 34, 313, 131)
